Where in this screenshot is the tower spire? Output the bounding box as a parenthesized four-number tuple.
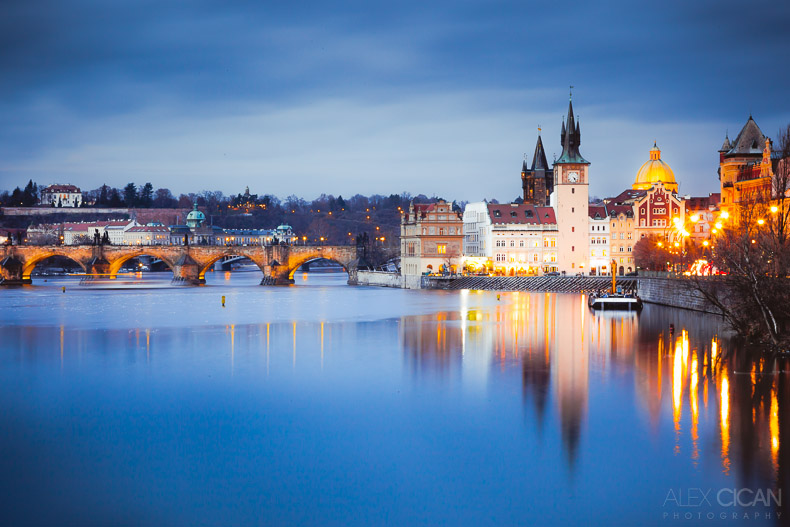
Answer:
(556, 93, 587, 164)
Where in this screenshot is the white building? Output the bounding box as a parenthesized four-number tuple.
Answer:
(588, 204, 610, 276)
(40, 184, 83, 207)
(462, 202, 558, 275)
(62, 220, 138, 245)
(123, 225, 170, 245)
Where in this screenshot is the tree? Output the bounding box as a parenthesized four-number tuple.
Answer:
(633, 235, 671, 271)
(139, 183, 154, 207)
(109, 188, 124, 207)
(123, 183, 137, 207)
(153, 188, 177, 208)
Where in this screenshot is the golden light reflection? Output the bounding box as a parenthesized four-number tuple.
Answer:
(320, 322, 325, 370)
(673, 340, 683, 453)
(770, 388, 779, 472)
(690, 355, 699, 462)
(720, 372, 730, 475)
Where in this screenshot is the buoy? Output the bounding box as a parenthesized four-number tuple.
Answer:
(221, 295, 226, 307)
(62, 286, 65, 293)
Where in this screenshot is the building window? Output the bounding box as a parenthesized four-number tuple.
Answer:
(519, 240, 524, 247)
(572, 227, 575, 232)
(572, 246, 574, 252)
(437, 244, 447, 254)
(510, 240, 515, 247)
(429, 227, 435, 235)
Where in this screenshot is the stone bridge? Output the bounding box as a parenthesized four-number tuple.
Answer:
(0, 244, 360, 286)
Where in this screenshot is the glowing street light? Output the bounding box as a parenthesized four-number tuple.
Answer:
(720, 210, 730, 219)
(672, 217, 681, 225)
(703, 240, 709, 247)
(690, 214, 699, 222)
(715, 222, 723, 230)
(771, 206, 779, 213)
(757, 219, 765, 226)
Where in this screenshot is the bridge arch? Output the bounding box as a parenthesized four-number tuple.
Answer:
(107, 250, 176, 278)
(22, 252, 88, 281)
(286, 255, 349, 281)
(197, 251, 267, 281)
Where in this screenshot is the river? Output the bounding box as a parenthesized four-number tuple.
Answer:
(0, 270, 786, 526)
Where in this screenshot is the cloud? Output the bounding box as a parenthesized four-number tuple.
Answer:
(3, 89, 772, 202)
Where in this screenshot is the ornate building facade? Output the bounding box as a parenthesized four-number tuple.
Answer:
(719, 116, 775, 209)
(400, 199, 464, 288)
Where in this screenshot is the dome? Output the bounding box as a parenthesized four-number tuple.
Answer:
(632, 142, 678, 192)
(186, 203, 206, 228)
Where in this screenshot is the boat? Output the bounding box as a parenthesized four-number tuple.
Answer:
(588, 260, 643, 311)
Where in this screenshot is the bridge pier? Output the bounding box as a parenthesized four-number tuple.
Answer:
(88, 257, 111, 278)
(172, 254, 204, 286)
(0, 256, 27, 285)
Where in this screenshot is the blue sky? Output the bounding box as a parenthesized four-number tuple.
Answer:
(1, 0, 789, 202)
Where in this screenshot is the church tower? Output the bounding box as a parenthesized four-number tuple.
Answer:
(553, 94, 590, 274)
(521, 131, 553, 206)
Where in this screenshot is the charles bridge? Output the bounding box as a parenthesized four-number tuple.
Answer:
(0, 244, 360, 286)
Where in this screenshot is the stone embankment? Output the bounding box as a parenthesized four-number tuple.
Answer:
(424, 275, 636, 293)
(355, 271, 722, 315)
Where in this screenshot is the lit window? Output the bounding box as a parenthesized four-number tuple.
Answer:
(437, 244, 447, 254)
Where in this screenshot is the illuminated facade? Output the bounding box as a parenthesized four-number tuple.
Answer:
(719, 116, 774, 208)
(462, 202, 558, 275)
(400, 199, 464, 288)
(588, 205, 609, 275)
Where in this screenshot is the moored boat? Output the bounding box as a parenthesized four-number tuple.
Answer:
(588, 259, 643, 311)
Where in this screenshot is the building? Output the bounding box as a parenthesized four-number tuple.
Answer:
(40, 184, 83, 207)
(600, 143, 687, 273)
(521, 131, 553, 206)
(552, 97, 590, 274)
(123, 225, 171, 246)
(400, 199, 464, 288)
(719, 116, 775, 209)
(608, 205, 636, 275)
(61, 220, 139, 245)
(684, 193, 721, 244)
(462, 202, 558, 275)
(588, 205, 610, 276)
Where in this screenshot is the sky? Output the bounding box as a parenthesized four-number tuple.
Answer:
(1, 0, 790, 203)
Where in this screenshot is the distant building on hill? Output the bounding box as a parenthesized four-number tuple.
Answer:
(40, 184, 83, 207)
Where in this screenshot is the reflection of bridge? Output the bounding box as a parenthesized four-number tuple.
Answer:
(0, 245, 359, 286)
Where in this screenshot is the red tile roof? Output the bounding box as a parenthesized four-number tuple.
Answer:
(488, 203, 556, 225)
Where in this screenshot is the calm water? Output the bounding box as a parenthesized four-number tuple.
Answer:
(1, 271, 787, 526)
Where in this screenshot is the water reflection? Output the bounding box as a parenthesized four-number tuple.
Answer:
(2, 285, 789, 525)
(398, 291, 788, 517)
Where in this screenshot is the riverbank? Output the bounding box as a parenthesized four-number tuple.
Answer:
(356, 272, 721, 315)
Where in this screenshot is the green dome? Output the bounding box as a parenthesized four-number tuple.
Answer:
(186, 203, 206, 228)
